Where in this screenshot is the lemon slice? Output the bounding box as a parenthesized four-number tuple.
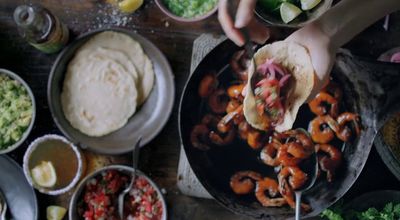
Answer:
(280, 2, 302, 24)
(31, 161, 57, 188)
(118, 0, 143, 13)
(47, 206, 67, 220)
(300, 0, 322, 10)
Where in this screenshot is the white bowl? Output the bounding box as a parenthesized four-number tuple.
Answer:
(0, 68, 36, 154)
(23, 134, 85, 195)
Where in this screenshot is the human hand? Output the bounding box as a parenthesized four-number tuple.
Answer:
(286, 0, 400, 101)
(285, 23, 337, 101)
(218, 0, 270, 46)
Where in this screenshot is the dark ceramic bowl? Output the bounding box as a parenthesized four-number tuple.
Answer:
(344, 190, 400, 212)
(155, 0, 218, 22)
(255, 0, 333, 28)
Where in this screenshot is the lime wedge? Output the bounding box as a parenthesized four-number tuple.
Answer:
(47, 206, 67, 220)
(118, 0, 143, 13)
(301, 0, 322, 10)
(280, 2, 302, 24)
(31, 161, 57, 188)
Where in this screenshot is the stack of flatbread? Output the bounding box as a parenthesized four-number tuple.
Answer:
(61, 31, 154, 137)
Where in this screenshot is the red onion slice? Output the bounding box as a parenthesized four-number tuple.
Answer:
(390, 52, 400, 63)
(279, 74, 291, 87)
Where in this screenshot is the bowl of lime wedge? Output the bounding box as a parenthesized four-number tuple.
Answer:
(255, 0, 333, 27)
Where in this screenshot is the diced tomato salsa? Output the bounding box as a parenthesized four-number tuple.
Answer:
(253, 58, 291, 126)
(78, 170, 163, 220)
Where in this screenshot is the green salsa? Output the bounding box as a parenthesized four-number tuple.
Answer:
(163, 0, 218, 18)
(0, 74, 33, 149)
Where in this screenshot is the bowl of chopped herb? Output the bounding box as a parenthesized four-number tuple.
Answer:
(0, 69, 36, 154)
(321, 190, 400, 220)
(155, 0, 218, 22)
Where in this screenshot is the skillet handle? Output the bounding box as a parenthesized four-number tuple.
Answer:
(334, 50, 400, 130)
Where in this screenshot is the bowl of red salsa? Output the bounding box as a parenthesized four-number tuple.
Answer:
(69, 165, 167, 220)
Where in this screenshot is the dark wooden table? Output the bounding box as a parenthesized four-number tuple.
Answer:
(0, 0, 400, 219)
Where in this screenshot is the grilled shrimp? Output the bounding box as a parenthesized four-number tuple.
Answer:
(230, 171, 262, 195)
(255, 178, 287, 207)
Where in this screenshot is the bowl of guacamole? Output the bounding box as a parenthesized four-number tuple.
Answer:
(0, 69, 35, 154)
(156, 0, 218, 22)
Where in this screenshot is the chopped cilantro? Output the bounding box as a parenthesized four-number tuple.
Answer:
(321, 202, 400, 220)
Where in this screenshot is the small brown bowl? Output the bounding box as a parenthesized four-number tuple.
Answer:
(155, 0, 218, 22)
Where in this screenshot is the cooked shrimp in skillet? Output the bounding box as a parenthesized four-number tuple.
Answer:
(278, 170, 311, 211)
(286, 142, 312, 159)
(190, 124, 210, 151)
(283, 129, 314, 157)
(275, 129, 314, 165)
(217, 105, 243, 133)
(322, 82, 343, 101)
(308, 115, 339, 144)
(200, 113, 236, 146)
(226, 99, 241, 113)
(217, 114, 234, 133)
(230, 171, 262, 195)
(231, 104, 245, 125)
(278, 166, 308, 190)
(201, 114, 221, 127)
(308, 92, 339, 118)
(277, 144, 302, 166)
(230, 50, 249, 81)
(260, 142, 281, 167)
(336, 112, 361, 142)
(209, 129, 236, 146)
(198, 73, 218, 98)
(192, 63, 361, 210)
(238, 121, 251, 140)
(247, 130, 266, 150)
(208, 89, 229, 114)
(316, 144, 342, 182)
(255, 178, 287, 207)
(227, 84, 245, 101)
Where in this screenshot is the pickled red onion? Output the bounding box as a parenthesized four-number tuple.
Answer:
(390, 52, 400, 63)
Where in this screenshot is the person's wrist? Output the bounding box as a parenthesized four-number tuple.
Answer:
(310, 21, 337, 54)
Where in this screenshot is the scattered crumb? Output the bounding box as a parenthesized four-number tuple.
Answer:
(65, 1, 137, 32)
(161, 188, 167, 194)
(164, 21, 170, 28)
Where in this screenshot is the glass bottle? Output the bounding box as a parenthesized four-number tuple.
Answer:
(13, 4, 69, 54)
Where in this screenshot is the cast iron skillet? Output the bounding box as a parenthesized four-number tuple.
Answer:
(179, 40, 400, 219)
